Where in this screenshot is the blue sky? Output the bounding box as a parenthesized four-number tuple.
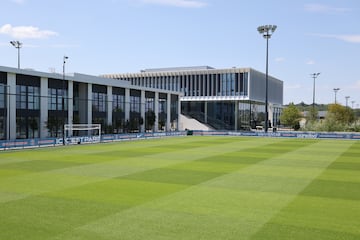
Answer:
(1, 0, 359, 106)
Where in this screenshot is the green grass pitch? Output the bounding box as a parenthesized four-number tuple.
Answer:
(0, 136, 359, 239)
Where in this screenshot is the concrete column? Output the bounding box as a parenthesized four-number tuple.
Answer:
(177, 76, 180, 92)
(215, 74, 219, 96)
(7, 73, 16, 140)
(204, 101, 208, 124)
(186, 75, 190, 96)
(189, 75, 193, 96)
(125, 88, 130, 122)
(166, 93, 171, 131)
(68, 80, 73, 125)
(208, 74, 211, 96)
(154, 92, 159, 132)
(140, 90, 145, 132)
(269, 103, 273, 128)
(107, 86, 112, 125)
(234, 101, 239, 131)
(211, 74, 214, 96)
(40, 77, 48, 138)
(87, 83, 92, 124)
(177, 96, 181, 131)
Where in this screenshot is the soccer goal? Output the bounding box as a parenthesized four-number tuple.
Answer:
(64, 124, 101, 145)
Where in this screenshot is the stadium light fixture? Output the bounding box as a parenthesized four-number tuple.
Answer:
(10, 40, 22, 69)
(257, 25, 277, 133)
(310, 73, 320, 114)
(62, 56, 69, 145)
(345, 96, 350, 107)
(333, 88, 340, 104)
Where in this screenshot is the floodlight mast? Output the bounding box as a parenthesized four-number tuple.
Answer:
(257, 25, 277, 133)
(345, 96, 350, 107)
(62, 56, 69, 145)
(333, 88, 340, 104)
(311, 73, 320, 114)
(10, 40, 22, 69)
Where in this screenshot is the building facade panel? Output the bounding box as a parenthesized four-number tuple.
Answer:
(102, 66, 283, 131)
(0, 66, 181, 140)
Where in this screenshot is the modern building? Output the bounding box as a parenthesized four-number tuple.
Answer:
(103, 66, 283, 131)
(0, 65, 181, 140)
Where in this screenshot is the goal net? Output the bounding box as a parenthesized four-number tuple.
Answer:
(64, 124, 101, 145)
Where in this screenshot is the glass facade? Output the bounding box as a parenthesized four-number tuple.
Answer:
(16, 74, 41, 139)
(48, 88, 68, 111)
(238, 102, 265, 130)
(129, 90, 141, 132)
(0, 68, 181, 141)
(47, 79, 68, 138)
(122, 71, 249, 98)
(158, 94, 167, 131)
(112, 67, 284, 131)
(92, 92, 107, 112)
(145, 92, 155, 131)
(16, 85, 40, 110)
(170, 95, 179, 130)
(92, 85, 107, 127)
(112, 89, 125, 133)
(0, 83, 6, 140)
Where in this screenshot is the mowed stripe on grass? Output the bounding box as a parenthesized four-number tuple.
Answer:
(0, 137, 358, 240)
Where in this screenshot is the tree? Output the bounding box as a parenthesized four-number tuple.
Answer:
(46, 116, 64, 137)
(327, 104, 355, 124)
(113, 118, 123, 133)
(28, 117, 39, 138)
(280, 103, 302, 130)
(308, 107, 318, 122)
(145, 110, 156, 131)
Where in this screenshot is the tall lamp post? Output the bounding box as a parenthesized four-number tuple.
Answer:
(345, 96, 350, 107)
(62, 56, 69, 145)
(310, 73, 320, 114)
(333, 88, 340, 104)
(10, 41, 22, 69)
(257, 25, 277, 133)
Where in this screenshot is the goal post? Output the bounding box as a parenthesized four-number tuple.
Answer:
(64, 124, 101, 145)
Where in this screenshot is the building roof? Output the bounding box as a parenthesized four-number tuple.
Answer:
(141, 66, 215, 72)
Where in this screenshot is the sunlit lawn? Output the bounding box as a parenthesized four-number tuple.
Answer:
(0, 136, 359, 239)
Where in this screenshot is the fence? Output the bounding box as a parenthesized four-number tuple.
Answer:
(1, 130, 359, 150)
(0, 132, 186, 150)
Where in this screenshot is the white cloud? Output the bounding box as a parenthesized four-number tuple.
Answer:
(11, 0, 25, 4)
(354, 80, 360, 89)
(334, 35, 360, 43)
(304, 4, 351, 14)
(50, 44, 80, 48)
(311, 33, 360, 43)
(0, 24, 58, 39)
(275, 57, 285, 63)
(306, 59, 315, 65)
(141, 0, 207, 8)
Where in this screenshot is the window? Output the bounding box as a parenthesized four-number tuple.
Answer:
(16, 117, 27, 139)
(0, 85, 5, 109)
(48, 88, 68, 110)
(113, 94, 125, 112)
(130, 95, 140, 113)
(16, 85, 40, 110)
(145, 97, 154, 112)
(92, 92, 107, 112)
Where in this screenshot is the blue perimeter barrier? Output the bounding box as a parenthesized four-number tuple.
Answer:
(1, 130, 359, 150)
(0, 132, 187, 150)
(193, 130, 360, 140)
